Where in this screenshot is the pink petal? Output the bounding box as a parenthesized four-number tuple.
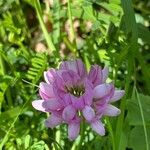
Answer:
(82, 106, 95, 122)
(94, 101, 108, 115)
(60, 59, 87, 78)
(83, 79, 93, 106)
(88, 65, 102, 87)
(71, 96, 85, 110)
(61, 70, 80, 85)
(110, 90, 125, 102)
(68, 122, 80, 140)
(39, 82, 55, 100)
(62, 105, 76, 122)
(53, 76, 65, 93)
(62, 94, 72, 106)
(103, 104, 121, 116)
(93, 83, 113, 99)
(91, 120, 105, 136)
(44, 69, 56, 84)
(43, 98, 62, 111)
(45, 114, 62, 128)
(102, 67, 109, 83)
(32, 100, 46, 112)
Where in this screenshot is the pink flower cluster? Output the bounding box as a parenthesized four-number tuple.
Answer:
(32, 59, 124, 140)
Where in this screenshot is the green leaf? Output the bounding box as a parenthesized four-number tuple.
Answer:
(127, 94, 150, 126)
(26, 53, 47, 83)
(30, 141, 45, 150)
(121, 0, 138, 42)
(72, 8, 83, 18)
(98, 2, 122, 15)
(128, 126, 150, 150)
(24, 135, 32, 149)
(82, 5, 96, 21)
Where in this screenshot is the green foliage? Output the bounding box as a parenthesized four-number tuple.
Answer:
(26, 53, 47, 83)
(127, 92, 150, 150)
(127, 94, 150, 126)
(128, 126, 150, 150)
(0, 0, 150, 149)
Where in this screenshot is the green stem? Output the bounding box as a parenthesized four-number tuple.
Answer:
(5, 90, 13, 108)
(63, 36, 76, 53)
(115, 56, 133, 150)
(34, 0, 56, 53)
(67, 0, 78, 55)
(135, 88, 149, 150)
(0, 56, 5, 75)
(52, 0, 60, 48)
(114, 66, 118, 83)
(106, 118, 115, 150)
(0, 55, 4, 113)
(77, 121, 84, 150)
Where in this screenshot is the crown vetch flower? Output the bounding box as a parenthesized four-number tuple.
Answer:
(32, 59, 124, 140)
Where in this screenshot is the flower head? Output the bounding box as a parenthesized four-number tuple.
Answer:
(32, 59, 124, 140)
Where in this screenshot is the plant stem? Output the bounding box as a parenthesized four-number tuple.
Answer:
(115, 56, 133, 150)
(135, 88, 149, 150)
(0, 56, 5, 76)
(77, 121, 84, 150)
(67, 0, 78, 56)
(106, 118, 115, 150)
(34, 0, 56, 53)
(0, 55, 4, 113)
(63, 36, 76, 53)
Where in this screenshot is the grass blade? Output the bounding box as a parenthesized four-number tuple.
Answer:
(135, 88, 149, 150)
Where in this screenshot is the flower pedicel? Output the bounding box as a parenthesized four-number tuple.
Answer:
(32, 59, 124, 140)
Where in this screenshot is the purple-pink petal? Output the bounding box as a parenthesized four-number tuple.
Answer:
(62, 105, 76, 122)
(52, 77, 66, 100)
(44, 68, 56, 84)
(83, 79, 93, 106)
(60, 59, 87, 78)
(88, 65, 102, 87)
(71, 96, 85, 110)
(102, 67, 109, 83)
(82, 106, 95, 122)
(91, 120, 105, 136)
(45, 114, 62, 128)
(110, 90, 125, 102)
(61, 70, 80, 86)
(32, 100, 45, 112)
(94, 101, 107, 115)
(93, 83, 113, 99)
(68, 122, 80, 140)
(103, 104, 121, 116)
(39, 82, 55, 100)
(42, 98, 62, 111)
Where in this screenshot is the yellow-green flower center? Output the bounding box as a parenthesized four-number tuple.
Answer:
(65, 85, 85, 97)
